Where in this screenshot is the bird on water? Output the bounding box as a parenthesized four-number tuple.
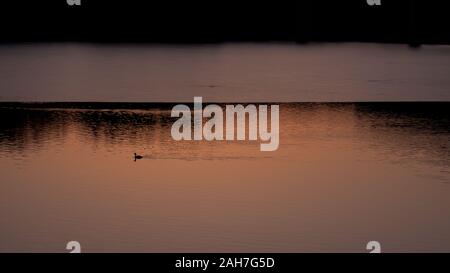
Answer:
(134, 153, 143, 161)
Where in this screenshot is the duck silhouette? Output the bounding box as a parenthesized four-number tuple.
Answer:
(134, 153, 143, 161)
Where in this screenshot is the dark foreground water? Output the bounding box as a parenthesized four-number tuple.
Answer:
(0, 102, 449, 252)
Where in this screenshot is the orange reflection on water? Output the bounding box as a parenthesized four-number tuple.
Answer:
(0, 103, 449, 252)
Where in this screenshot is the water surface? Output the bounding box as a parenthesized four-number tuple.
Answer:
(0, 102, 449, 252)
(1, 43, 450, 102)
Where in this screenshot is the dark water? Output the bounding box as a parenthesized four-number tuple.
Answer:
(0, 102, 449, 252)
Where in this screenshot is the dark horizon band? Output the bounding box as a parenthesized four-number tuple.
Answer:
(1, 0, 449, 46)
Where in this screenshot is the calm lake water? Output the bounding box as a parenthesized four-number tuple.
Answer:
(0, 103, 449, 252)
(1, 43, 449, 252)
(0, 43, 450, 102)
